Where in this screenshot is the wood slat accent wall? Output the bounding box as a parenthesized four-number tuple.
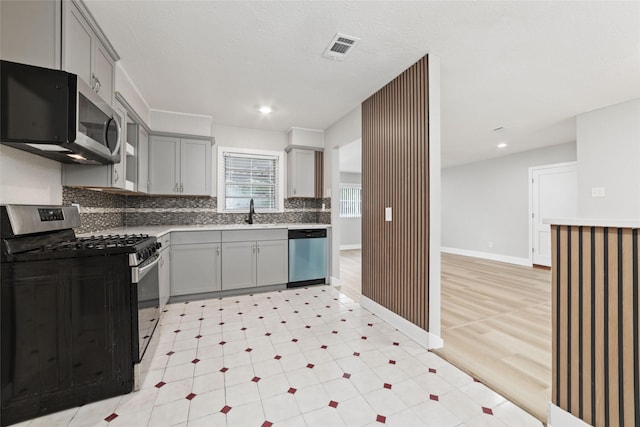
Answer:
(314, 151, 323, 198)
(361, 55, 430, 330)
(551, 225, 640, 427)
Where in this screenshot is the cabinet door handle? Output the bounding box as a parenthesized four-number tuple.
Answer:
(294, 188, 296, 195)
(180, 183, 184, 193)
(91, 73, 97, 91)
(114, 169, 119, 183)
(252, 245, 256, 253)
(217, 247, 220, 256)
(257, 244, 260, 254)
(95, 78, 101, 93)
(174, 183, 179, 193)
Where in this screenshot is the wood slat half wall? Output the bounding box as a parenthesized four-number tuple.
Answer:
(361, 55, 430, 330)
(551, 225, 640, 427)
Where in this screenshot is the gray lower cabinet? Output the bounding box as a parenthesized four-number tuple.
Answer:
(158, 233, 171, 308)
(221, 237, 288, 291)
(159, 248, 170, 308)
(171, 243, 221, 296)
(221, 241, 256, 290)
(256, 240, 288, 286)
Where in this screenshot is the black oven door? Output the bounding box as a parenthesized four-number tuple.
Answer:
(131, 254, 160, 363)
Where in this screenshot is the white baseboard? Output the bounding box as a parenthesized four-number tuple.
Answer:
(441, 246, 532, 267)
(547, 403, 593, 427)
(340, 244, 361, 250)
(330, 276, 340, 286)
(360, 296, 443, 350)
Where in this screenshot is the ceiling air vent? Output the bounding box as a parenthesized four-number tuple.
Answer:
(323, 33, 360, 61)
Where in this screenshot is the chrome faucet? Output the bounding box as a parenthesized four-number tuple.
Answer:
(246, 198, 255, 224)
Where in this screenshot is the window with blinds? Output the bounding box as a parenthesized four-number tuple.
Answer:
(223, 152, 280, 211)
(340, 184, 362, 218)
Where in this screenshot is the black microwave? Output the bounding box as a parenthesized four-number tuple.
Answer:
(0, 60, 121, 164)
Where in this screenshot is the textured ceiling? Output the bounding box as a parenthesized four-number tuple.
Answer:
(84, 1, 640, 167)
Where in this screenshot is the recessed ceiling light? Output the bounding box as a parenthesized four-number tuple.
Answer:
(497, 143, 508, 149)
(259, 106, 272, 114)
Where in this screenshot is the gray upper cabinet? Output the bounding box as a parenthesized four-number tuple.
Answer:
(63, 95, 151, 193)
(63, 2, 92, 83)
(0, 0, 62, 69)
(149, 136, 212, 196)
(63, 0, 118, 105)
(181, 139, 211, 195)
(138, 128, 149, 193)
(287, 148, 316, 198)
(149, 136, 180, 194)
(62, 99, 127, 189)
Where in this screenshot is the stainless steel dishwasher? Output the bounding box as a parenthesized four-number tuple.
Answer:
(288, 228, 327, 288)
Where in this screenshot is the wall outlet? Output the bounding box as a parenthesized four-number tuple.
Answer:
(385, 207, 392, 222)
(591, 187, 605, 198)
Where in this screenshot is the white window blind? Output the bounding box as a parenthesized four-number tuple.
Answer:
(223, 152, 279, 211)
(340, 184, 362, 218)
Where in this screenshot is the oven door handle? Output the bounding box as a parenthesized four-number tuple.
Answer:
(132, 254, 159, 283)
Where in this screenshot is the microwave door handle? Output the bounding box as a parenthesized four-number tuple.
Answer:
(104, 116, 121, 158)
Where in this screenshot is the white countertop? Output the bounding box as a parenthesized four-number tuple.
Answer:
(82, 223, 331, 237)
(544, 218, 640, 228)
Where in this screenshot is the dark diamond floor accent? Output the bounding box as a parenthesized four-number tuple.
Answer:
(104, 413, 118, 422)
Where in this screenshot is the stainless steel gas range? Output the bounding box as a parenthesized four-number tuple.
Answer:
(0, 204, 161, 426)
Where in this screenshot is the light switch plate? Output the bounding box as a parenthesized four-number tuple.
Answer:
(591, 187, 605, 198)
(385, 207, 392, 222)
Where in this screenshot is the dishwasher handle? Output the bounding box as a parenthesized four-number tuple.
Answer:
(288, 229, 327, 239)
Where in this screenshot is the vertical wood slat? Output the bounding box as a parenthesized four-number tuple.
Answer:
(570, 226, 580, 415)
(361, 55, 430, 330)
(551, 225, 559, 406)
(552, 225, 640, 427)
(581, 227, 593, 426)
(622, 229, 634, 427)
(608, 230, 620, 427)
(594, 228, 606, 427)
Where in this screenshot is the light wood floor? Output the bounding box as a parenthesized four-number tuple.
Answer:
(338, 249, 362, 302)
(338, 250, 552, 423)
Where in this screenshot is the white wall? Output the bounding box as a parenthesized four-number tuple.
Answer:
(323, 106, 362, 283)
(576, 98, 640, 219)
(288, 127, 324, 148)
(115, 63, 151, 126)
(150, 110, 213, 136)
(211, 124, 288, 194)
(0, 145, 62, 204)
(339, 172, 362, 249)
(324, 107, 362, 199)
(442, 142, 577, 260)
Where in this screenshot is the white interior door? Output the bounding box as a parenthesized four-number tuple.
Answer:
(531, 162, 577, 266)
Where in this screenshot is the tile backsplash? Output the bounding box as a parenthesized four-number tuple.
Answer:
(63, 187, 331, 234)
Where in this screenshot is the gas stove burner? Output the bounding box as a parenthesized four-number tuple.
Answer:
(77, 234, 152, 250)
(37, 234, 154, 253)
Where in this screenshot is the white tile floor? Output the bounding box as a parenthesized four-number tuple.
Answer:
(10, 286, 543, 427)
